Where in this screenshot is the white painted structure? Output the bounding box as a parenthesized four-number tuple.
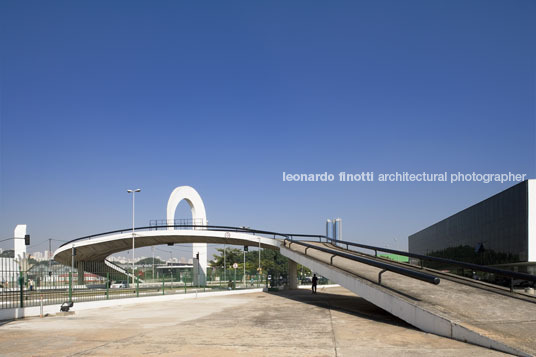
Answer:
(53, 228, 280, 266)
(13, 225, 27, 261)
(166, 186, 208, 285)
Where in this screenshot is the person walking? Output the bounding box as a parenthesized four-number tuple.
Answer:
(311, 274, 318, 294)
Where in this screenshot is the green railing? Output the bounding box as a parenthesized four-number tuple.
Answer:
(0, 259, 266, 310)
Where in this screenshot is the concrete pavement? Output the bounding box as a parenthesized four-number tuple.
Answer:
(282, 240, 536, 356)
(0, 286, 507, 356)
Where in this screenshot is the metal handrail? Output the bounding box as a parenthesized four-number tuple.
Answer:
(285, 239, 440, 285)
(57, 225, 535, 286)
(58, 225, 290, 248)
(290, 235, 536, 284)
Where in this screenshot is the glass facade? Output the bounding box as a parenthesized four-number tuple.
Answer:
(409, 181, 529, 264)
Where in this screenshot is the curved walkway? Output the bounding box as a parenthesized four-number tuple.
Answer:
(54, 229, 280, 266)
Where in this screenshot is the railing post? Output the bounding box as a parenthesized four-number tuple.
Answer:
(162, 274, 165, 295)
(510, 277, 514, 293)
(68, 272, 72, 302)
(378, 269, 387, 285)
(106, 273, 109, 300)
(136, 275, 139, 297)
(19, 273, 24, 308)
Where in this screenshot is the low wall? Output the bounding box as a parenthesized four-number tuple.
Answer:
(0, 287, 263, 322)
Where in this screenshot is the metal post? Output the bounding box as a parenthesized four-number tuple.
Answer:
(224, 244, 226, 282)
(48, 238, 52, 273)
(136, 273, 139, 297)
(70, 245, 74, 302)
(71, 245, 75, 278)
(162, 273, 165, 295)
(68, 272, 72, 302)
(127, 189, 141, 288)
(258, 238, 261, 285)
(106, 273, 109, 299)
(152, 246, 155, 281)
(19, 272, 24, 308)
(243, 249, 246, 287)
(131, 192, 135, 287)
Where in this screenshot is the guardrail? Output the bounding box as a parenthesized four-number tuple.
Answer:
(285, 239, 440, 285)
(287, 234, 536, 292)
(58, 225, 291, 248)
(57, 225, 535, 292)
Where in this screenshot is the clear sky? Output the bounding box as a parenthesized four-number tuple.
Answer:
(1, 1, 535, 259)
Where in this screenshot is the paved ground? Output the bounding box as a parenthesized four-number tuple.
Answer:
(284, 241, 536, 355)
(0, 286, 507, 356)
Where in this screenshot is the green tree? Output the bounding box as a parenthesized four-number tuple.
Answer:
(209, 247, 243, 269)
(210, 247, 293, 283)
(0, 250, 14, 258)
(136, 257, 165, 265)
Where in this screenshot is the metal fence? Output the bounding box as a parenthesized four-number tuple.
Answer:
(0, 258, 267, 310)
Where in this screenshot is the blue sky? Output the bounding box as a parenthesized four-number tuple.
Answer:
(1, 1, 535, 259)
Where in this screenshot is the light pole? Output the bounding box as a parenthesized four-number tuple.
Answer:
(152, 246, 155, 280)
(127, 188, 141, 287)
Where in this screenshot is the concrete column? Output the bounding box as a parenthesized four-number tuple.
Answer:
(14, 225, 27, 261)
(77, 261, 85, 285)
(193, 243, 207, 286)
(288, 259, 298, 289)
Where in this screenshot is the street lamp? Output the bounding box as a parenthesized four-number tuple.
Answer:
(127, 188, 141, 286)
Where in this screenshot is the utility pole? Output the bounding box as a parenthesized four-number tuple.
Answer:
(224, 244, 226, 282)
(258, 238, 261, 285)
(127, 189, 141, 287)
(70, 245, 75, 302)
(48, 238, 52, 273)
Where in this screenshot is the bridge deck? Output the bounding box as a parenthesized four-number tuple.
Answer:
(282, 240, 536, 356)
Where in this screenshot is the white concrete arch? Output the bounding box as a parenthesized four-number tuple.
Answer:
(166, 186, 208, 285)
(166, 186, 207, 228)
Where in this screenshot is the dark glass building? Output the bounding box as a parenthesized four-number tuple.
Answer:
(408, 180, 535, 274)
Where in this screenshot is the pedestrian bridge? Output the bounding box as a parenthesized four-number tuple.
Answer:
(53, 225, 281, 265)
(53, 226, 536, 356)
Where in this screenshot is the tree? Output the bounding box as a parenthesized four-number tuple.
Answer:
(0, 250, 14, 258)
(209, 247, 243, 268)
(209, 247, 291, 280)
(136, 257, 165, 265)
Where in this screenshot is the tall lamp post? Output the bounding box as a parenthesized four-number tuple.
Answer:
(127, 188, 141, 286)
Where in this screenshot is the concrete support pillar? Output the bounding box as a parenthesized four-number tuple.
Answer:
(193, 243, 206, 286)
(288, 259, 298, 289)
(77, 261, 85, 285)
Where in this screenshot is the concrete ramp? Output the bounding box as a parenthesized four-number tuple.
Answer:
(281, 241, 536, 356)
(104, 259, 144, 283)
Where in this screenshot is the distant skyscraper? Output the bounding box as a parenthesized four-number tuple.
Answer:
(334, 218, 342, 241)
(326, 218, 342, 241)
(326, 219, 333, 238)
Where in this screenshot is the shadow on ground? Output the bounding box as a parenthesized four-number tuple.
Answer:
(268, 287, 415, 329)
